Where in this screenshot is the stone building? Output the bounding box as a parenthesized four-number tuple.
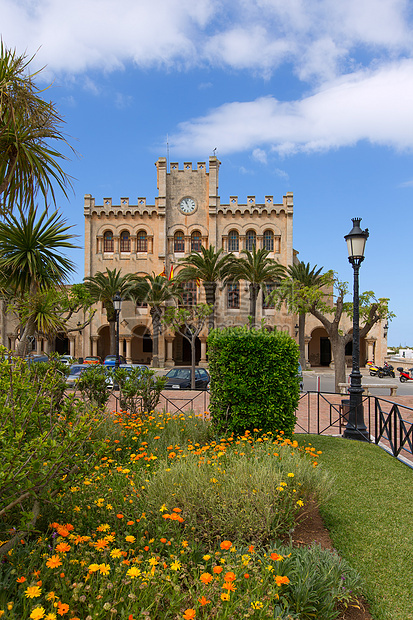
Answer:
(0, 156, 388, 367)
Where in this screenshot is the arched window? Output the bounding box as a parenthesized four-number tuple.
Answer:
(174, 231, 185, 253)
(182, 280, 197, 306)
(103, 231, 114, 252)
(263, 230, 274, 252)
(262, 283, 276, 308)
(191, 231, 202, 252)
(120, 230, 130, 252)
(245, 230, 256, 251)
(228, 230, 239, 252)
(227, 282, 240, 308)
(136, 230, 147, 252)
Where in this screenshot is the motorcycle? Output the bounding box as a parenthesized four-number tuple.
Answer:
(397, 367, 413, 383)
(369, 362, 395, 378)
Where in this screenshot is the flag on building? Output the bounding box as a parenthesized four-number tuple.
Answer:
(158, 265, 166, 277)
(169, 265, 174, 280)
(196, 278, 201, 287)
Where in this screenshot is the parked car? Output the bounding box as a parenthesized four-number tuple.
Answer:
(104, 355, 126, 367)
(66, 364, 89, 388)
(163, 367, 210, 390)
(57, 355, 76, 366)
(105, 364, 148, 389)
(24, 353, 49, 366)
(84, 356, 102, 365)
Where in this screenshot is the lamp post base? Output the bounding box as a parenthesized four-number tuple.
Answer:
(343, 426, 369, 441)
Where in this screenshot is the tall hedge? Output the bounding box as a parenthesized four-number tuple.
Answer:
(207, 326, 299, 437)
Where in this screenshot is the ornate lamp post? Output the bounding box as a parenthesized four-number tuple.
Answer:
(344, 218, 369, 441)
(113, 292, 122, 370)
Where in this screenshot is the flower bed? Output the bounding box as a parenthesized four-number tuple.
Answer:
(0, 411, 361, 619)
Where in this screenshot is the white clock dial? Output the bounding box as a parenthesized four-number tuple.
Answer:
(180, 197, 196, 214)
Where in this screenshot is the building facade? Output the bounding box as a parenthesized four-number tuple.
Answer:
(0, 156, 388, 367)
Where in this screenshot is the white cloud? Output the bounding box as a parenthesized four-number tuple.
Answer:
(252, 148, 268, 164)
(1, 0, 412, 81)
(170, 60, 413, 154)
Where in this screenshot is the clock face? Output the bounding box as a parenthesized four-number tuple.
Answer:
(179, 197, 196, 214)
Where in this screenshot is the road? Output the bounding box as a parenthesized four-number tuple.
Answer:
(303, 369, 413, 397)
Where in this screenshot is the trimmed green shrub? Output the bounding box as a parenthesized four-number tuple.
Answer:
(207, 325, 299, 436)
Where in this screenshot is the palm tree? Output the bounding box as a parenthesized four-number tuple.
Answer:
(84, 268, 137, 356)
(227, 246, 285, 326)
(279, 262, 324, 369)
(0, 42, 73, 215)
(131, 273, 182, 367)
(0, 206, 78, 355)
(177, 245, 233, 331)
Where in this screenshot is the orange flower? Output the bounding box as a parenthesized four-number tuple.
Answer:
(55, 542, 70, 553)
(275, 575, 290, 587)
(224, 571, 236, 582)
(244, 573, 250, 579)
(220, 540, 232, 550)
(270, 553, 283, 562)
(57, 601, 70, 615)
(94, 539, 109, 550)
(198, 596, 211, 606)
(46, 555, 62, 569)
(200, 572, 213, 584)
(212, 566, 223, 574)
(172, 507, 181, 513)
(222, 581, 236, 592)
(160, 538, 167, 543)
(248, 545, 255, 553)
(116, 514, 124, 519)
(183, 610, 196, 619)
(17, 576, 26, 583)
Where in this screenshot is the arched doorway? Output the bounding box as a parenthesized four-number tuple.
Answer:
(131, 325, 153, 364)
(97, 325, 110, 361)
(309, 327, 331, 367)
(55, 332, 69, 355)
(345, 330, 367, 366)
(173, 333, 201, 365)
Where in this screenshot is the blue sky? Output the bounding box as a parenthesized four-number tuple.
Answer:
(2, 0, 413, 345)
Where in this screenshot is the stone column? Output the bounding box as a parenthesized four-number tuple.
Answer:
(91, 335, 99, 357)
(124, 336, 133, 363)
(164, 336, 175, 368)
(199, 335, 208, 367)
(68, 335, 76, 358)
(7, 333, 16, 351)
(158, 334, 165, 368)
(365, 338, 376, 364)
(36, 337, 42, 354)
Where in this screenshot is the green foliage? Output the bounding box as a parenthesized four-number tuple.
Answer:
(0, 349, 106, 554)
(207, 325, 300, 436)
(0, 41, 74, 215)
(114, 366, 166, 414)
(76, 365, 110, 409)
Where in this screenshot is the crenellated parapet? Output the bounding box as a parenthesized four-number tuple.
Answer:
(217, 191, 293, 216)
(84, 194, 157, 219)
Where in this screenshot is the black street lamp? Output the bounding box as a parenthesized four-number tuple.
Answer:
(343, 218, 369, 441)
(113, 292, 122, 370)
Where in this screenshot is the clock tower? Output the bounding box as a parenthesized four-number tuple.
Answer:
(156, 156, 220, 263)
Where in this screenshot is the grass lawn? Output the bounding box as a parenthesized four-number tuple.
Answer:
(295, 435, 413, 620)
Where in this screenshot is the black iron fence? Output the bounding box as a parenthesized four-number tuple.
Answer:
(296, 391, 413, 465)
(109, 388, 413, 466)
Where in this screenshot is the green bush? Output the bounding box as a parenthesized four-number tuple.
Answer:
(207, 325, 300, 436)
(76, 364, 110, 409)
(114, 366, 166, 414)
(0, 350, 106, 555)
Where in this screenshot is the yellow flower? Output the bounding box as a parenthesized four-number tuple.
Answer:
(170, 560, 181, 571)
(30, 607, 45, 619)
(148, 558, 158, 567)
(45, 592, 56, 601)
(88, 563, 100, 573)
(287, 473, 295, 478)
(25, 585, 42, 598)
(99, 563, 111, 575)
(221, 593, 230, 601)
(110, 548, 123, 559)
(126, 567, 141, 579)
(125, 535, 136, 543)
(45, 614, 57, 620)
(251, 601, 264, 610)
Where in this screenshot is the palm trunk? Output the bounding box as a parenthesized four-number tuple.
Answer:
(16, 315, 36, 357)
(151, 307, 161, 367)
(203, 282, 217, 331)
(249, 284, 260, 328)
(109, 320, 116, 356)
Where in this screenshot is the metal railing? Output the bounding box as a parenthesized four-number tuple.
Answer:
(296, 391, 413, 465)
